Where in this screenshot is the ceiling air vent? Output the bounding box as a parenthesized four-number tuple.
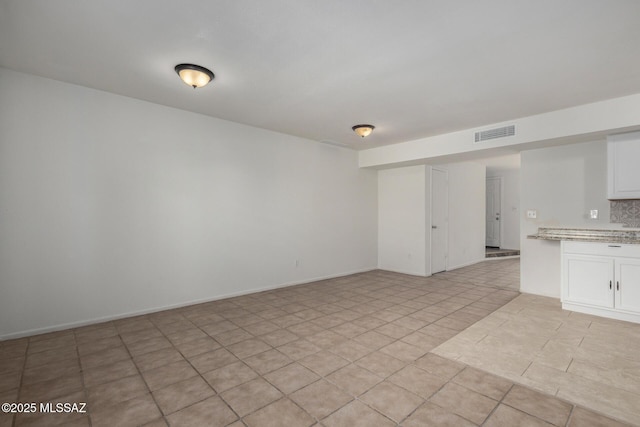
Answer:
(474, 125, 515, 143)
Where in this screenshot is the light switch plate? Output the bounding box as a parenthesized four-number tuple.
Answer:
(526, 210, 537, 219)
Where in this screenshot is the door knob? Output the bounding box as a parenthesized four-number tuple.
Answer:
(432, 225, 437, 229)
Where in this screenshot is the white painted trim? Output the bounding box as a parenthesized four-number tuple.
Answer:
(0, 267, 376, 341)
(446, 258, 487, 271)
(485, 255, 520, 261)
(519, 289, 560, 299)
(562, 301, 640, 324)
(378, 267, 430, 277)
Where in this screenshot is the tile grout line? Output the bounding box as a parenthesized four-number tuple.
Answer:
(156, 303, 313, 425)
(73, 333, 92, 427)
(116, 326, 166, 425)
(151, 314, 242, 424)
(479, 382, 516, 426)
(10, 338, 30, 427)
(12, 259, 630, 426)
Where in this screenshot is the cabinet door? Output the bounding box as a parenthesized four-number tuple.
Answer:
(615, 258, 640, 313)
(563, 255, 614, 308)
(608, 133, 640, 199)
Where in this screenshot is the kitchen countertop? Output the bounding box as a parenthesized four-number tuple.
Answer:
(527, 227, 640, 244)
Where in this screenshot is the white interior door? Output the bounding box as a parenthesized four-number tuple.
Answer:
(486, 177, 501, 248)
(431, 168, 448, 274)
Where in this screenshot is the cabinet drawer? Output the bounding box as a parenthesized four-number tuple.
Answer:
(562, 241, 640, 258)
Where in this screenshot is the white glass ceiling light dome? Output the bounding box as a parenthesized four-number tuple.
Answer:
(175, 64, 215, 88)
(352, 124, 375, 138)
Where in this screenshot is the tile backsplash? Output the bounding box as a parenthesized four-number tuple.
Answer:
(610, 200, 640, 228)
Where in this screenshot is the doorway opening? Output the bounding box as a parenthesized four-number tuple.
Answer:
(484, 155, 521, 259)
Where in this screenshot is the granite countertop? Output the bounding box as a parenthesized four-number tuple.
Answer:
(527, 227, 640, 244)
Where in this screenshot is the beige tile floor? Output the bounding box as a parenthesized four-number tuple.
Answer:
(433, 291, 640, 426)
(0, 258, 632, 426)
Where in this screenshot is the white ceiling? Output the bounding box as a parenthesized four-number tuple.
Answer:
(2, 1, 640, 150)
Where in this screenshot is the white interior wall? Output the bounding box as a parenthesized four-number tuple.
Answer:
(377, 161, 485, 276)
(486, 168, 521, 250)
(377, 166, 427, 276)
(520, 140, 611, 297)
(441, 162, 486, 270)
(0, 68, 378, 339)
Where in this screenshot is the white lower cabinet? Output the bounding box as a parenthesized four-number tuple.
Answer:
(561, 241, 640, 323)
(563, 255, 614, 308)
(615, 258, 640, 313)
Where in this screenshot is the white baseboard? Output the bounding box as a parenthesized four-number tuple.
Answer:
(446, 257, 486, 271)
(484, 255, 520, 261)
(376, 267, 429, 277)
(0, 267, 377, 341)
(562, 301, 640, 324)
(519, 289, 560, 299)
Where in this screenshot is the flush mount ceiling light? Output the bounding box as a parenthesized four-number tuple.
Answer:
(175, 64, 215, 88)
(352, 124, 375, 138)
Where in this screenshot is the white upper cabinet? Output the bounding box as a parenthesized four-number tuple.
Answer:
(608, 131, 640, 199)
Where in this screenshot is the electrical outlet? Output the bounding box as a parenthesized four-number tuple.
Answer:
(526, 210, 537, 219)
(590, 210, 599, 219)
